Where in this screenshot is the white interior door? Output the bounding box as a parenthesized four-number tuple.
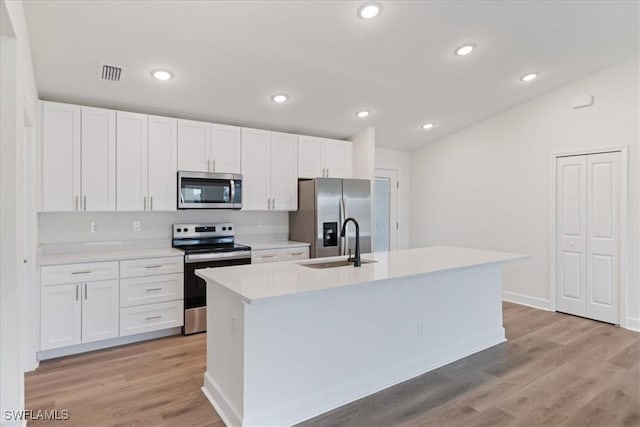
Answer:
(556, 152, 620, 324)
(556, 156, 587, 316)
(586, 152, 620, 323)
(374, 169, 399, 252)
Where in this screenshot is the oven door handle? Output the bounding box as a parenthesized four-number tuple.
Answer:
(185, 251, 251, 263)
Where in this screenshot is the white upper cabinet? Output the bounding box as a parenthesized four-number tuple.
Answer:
(177, 120, 241, 173)
(116, 112, 148, 211)
(41, 102, 81, 212)
(81, 107, 116, 211)
(269, 132, 298, 211)
(41, 102, 116, 212)
(241, 128, 270, 211)
(323, 139, 352, 179)
(241, 129, 298, 211)
(117, 113, 177, 212)
(298, 136, 352, 179)
(211, 124, 241, 173)
(178, 119, 210, 172)
(147, 116, 177, 211)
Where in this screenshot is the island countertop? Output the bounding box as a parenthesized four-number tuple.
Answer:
(195, 246, 526, 304)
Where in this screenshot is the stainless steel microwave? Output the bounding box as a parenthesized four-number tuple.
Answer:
(177, 171, 242, 209)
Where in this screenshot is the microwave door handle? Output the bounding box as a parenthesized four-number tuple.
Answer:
(230, 179, 236, 204)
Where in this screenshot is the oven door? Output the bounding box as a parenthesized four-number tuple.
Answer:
(178, 171, 242, 209)
(183, 253, 250, 335)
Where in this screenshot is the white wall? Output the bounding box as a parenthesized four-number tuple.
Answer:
(410, 57, 639, 328)
(0, 0, 39, 424)
(375, 148, 411, 249)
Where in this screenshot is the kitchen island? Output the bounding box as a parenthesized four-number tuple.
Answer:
(196, 246, 526, 427)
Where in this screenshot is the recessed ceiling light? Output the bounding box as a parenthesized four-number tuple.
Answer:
(422, 123, 434, 130)
(356, 110, 370, 118)
(520, 73, 538, 82)
(151, 69, 173, 81)
(357, 1, 383, 19)
(271, 94, 288, 103)
(455, 44, 475, 56)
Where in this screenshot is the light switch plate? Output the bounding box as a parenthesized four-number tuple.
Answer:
(132, 220, 142, 232)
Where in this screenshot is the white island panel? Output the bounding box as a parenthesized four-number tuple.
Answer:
(199, 246, 527, 426)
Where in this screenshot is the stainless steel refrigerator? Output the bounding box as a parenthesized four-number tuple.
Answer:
(289, 178, 371, 258)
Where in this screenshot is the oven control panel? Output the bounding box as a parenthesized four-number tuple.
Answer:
(173, 223, 234, 239)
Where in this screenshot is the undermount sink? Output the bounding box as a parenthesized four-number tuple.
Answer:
(299, 259, 377, 269)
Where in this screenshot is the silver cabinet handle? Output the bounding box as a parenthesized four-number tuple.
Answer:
(71, 270, 92, 275)
(75, 284, 79, 301)
(290, 252, 304, 256)
(272, 197, 275, 210)
(322, 168, 325, 177)
(326, 168, 329, 177)
(144, 265, 163, 269)
(213, 159, 216, 171)
(260, 254, 278, 259)
(150, 196, 153, 211)
(144, 196, 147, 211)
(83, 195, 87, 211)
(267, 198, 271, 210)
(206, 159, 210, 171)
(145, 315, 162, 321)
(75, 195, 79, 211)
(145, 288, 162, 292)
(84, 283, 87, 300)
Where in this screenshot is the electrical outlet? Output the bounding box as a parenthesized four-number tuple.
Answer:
(132, 220, 142, 232)
(90, 222, 97, 233)
(416, 321, 424, 337)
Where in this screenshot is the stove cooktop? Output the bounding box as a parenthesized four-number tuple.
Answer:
(176, 243, 251, 255)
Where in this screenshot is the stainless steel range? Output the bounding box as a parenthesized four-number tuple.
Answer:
(172, 223, 251, 335)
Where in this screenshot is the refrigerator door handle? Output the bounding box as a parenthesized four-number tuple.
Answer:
(339, 196, 346, 256)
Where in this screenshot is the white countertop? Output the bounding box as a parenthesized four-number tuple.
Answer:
(196, 246, 527, 304)
(242, 241, 310, 251)
(38, 247, 184, 266)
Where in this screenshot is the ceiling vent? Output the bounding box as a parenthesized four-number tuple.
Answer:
(99, 63, 125, 82)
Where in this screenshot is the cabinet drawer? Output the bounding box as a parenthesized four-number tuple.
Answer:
(119, 300, 183, 336)
(41, 261, 119, 286)
(120, 257, 183, 278)
(120, 274, 183, 307)
(281, 247, 309, 261)
(251, 250, 282, 264)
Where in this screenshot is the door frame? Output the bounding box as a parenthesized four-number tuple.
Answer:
(549, 145, 629, 327)
(374, 168, 399, 251)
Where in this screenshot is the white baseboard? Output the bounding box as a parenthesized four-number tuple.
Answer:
(502, 291, 551, 311)
(625, 317, 640, 332)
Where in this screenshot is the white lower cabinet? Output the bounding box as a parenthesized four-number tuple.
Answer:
(120, 300, 183, 337)
(40, 279, 119, 350)
(251, 246, 309, 264)
(40, 256, 184, 353)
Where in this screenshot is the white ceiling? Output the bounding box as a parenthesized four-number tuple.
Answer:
(24, 0, 639, 150)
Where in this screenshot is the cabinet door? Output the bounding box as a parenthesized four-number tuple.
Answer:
(241, 129, 271, 210)
(148, 116, 177, 211)
(178, 119, 210, 172)
(41, 283, 81, 350)
(324, 139, 352, 178)
(270, 132, 298, 211)
(298, 136, 325, 178)
(41, 102, 81, 212)
(211, 124, 241, 173)
(82, 279, 119, 343)
(116, 112, 148, 211)
(81, 107, 116, 211)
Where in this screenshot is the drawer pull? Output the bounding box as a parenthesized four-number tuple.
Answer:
(71, 270, 92, 275)
(260, 255, 278, 259)
(145, 288, 162, 292)
(289, 252, 304, 256)
(144, 265, 164, 269)
(145, 315, 162, 321)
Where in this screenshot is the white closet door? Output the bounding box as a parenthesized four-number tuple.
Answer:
(586, 152, 620, 323)
(556, 156, 587, 317)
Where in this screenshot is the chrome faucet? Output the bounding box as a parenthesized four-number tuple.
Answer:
(341, 217, 361, 267)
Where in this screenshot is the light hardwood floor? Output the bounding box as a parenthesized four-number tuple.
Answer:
(26, 302, 639, 426)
